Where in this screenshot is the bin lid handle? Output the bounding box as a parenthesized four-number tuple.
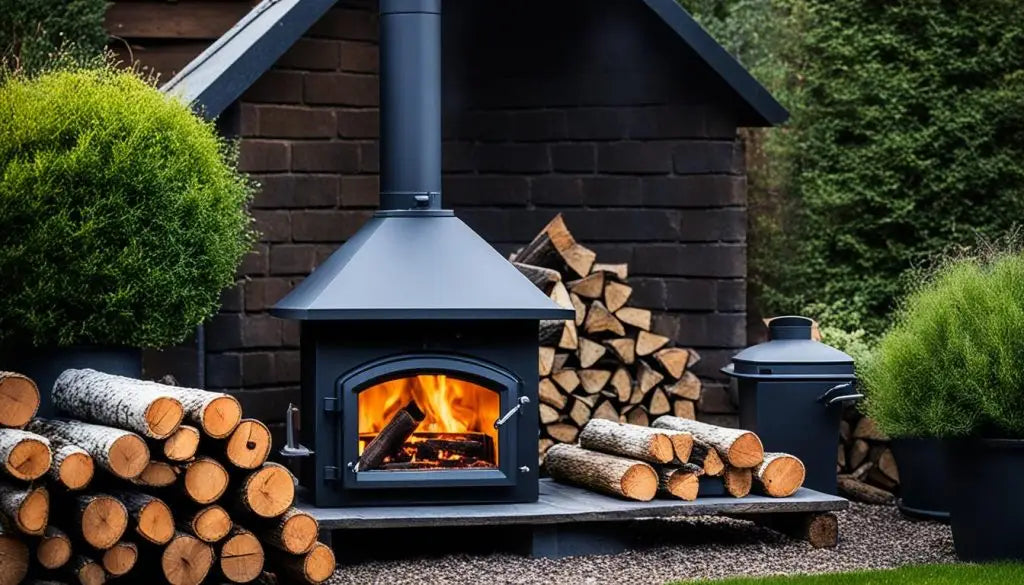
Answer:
(817, 382, 863, 406)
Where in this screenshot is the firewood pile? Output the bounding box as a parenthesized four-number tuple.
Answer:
(838, 411, 898, 504)
(510, 215, 704, 458)
(0, 370, 335, 585)
(545, 416, 806, 502)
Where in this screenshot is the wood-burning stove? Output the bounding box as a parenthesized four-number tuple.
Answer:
(271, 0, 571, 507)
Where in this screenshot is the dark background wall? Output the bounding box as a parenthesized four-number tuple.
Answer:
(115, 0, 747, 427)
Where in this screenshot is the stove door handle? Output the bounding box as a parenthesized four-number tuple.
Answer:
(494, 396, 530, 429)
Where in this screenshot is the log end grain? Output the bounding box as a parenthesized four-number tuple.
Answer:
(723, 467, 753, 498)
(71, 556, 106, 585)
(81, 495, 128, 550)
(302, 542, 337, 584)
(220, 529, 265, 583)
(162, 533, 213, 585)
(163, 425, 201, 462)
(17, 485, 49, 535)
(57, 449, 95, 490)
(243, 463, 295, 518)
(759, 454, 806, 498)
(0, 534, 28, 585)
(660, 467, 700, 501)
(138, 497, 174, 545)
(620, 464, 658, 502)
(727, 432, 765, 469)
(102, 541, 137, 576)
(135, 460, 179, 487)
(278, 511, 319, 555)
(184, 457, 229, 505)
(201, 395, 243, 439)
(144, 397, 186, 439)
(6, 435, 52, 481)
(806, 513, 840, 548)
(37, 528, 72, 569)
(193, 505, 232, 543)
(545, 444, 658, 502)
(667, 432, 693, 463)
(108, 434, 150, 480)
(0, 372, 39, 428)
(225, 419, 272, 470)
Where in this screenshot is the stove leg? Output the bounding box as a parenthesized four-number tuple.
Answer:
(526, 523, 631, 559)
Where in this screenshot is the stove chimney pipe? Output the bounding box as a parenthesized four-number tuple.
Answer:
(379, 0, 442, 212)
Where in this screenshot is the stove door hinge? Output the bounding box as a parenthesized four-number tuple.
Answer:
(322, 396, 340, 413)
(323, 466, 341, 481)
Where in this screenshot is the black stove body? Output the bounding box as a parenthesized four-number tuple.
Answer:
(271, 0, 570, 507)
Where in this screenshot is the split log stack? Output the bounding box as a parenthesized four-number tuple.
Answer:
(0, 368, 335, 585)
(545, 417, 806, 504)
(510, 215, 705, 459)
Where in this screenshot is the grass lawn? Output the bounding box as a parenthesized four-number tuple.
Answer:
(683, 564, 1024, 584)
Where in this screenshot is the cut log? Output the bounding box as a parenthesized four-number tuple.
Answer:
(538, 379, 568, 410)
(577, 338, 607, 369)
(877, 448, 899, 483)
(665, 371, 702, 400)
(356, 402, 424, 472)
(603, 281, 632, 313)
(513, 262, 561, 294)
(545, 424, 578, 444)
(568, 398, 592, 428)
(101, 541, 137, 577)
(160, 425, 201, 462)
(25, 419, 149, 480)
(513, 214, 596, 278)
(723, 467, 753, 498)
(51, 444, 94, 490)
(852, 417, 886, 441)
(653, 348, 691, 379)
(623, 405, 649, 427)
(132, 461, 180, 488)
(591, 400, 619, 422)
(604, 338, 636, 365)
(591, 263, 628, 281)
(53, 369, 184, 439)
(837, 475, 894, 505)
(578, 419, 673, 463)
(614, 307, 651, 331)
(71, 493, 126, 550)
(672, 399, 696, 420)
(273, 541, 335, 585)
(66, 554, 105, 585)
(652, 416, 764, 468)
(661, 430, 693, 462)
(848, 439, 869, 469)
(183, 505, 232, 543)
(551, 352, 571, 373)
(549, 281, 573, 311)
(0, 428, 51, 481)
(755, 453, 806, 497)
(578, 369, 612, 394)
(0, 483, 47, 535)
(610, 368, 632, 403)
(568, 272, 604, 299)
(218, 527, 264, 583)
(162, 531, 214, 585)
(570, 293, 587, 326)
(648, 387, 671, 416)
(539, 320, 578, 351)
(658, 463, 703, 501)
(237, 463, 295, 519)
(37, 525, 72, 569)
(545, 444, 657, 501)
(261, 507, 318, 555)
(538, 403, 560, 425)
(628, 384, 646, 406)
(538, 347, 556, 377)
(584, 301, 625, 336)
(107, 490, 174, 545)
(183, 457, 230, 505)
(636, 360, 664, 395)
(689, 438, 725, 476)
(0, 521, 28, 585)
(147, 384, 242, 440)
(215, 419, 272, 470)
(636, 331, 670, 357)
(0, 372, 39, 429)
(551, 369, 580, 394)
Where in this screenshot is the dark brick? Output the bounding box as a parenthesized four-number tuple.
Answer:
(239, 140, 289, 172)
(228, 387, 300, 423)
(205, 352, 242, 388)
(632, 244, 746, 277)
(309, 8, 378, 41)
(219, 283, 244, 312)
(669, 312, 746, 347)
(597, 142, 673, 174)
(717, 280, 745, 312)
(691, 349, 739, 380)
(641, 175, 746, 208)
(241, 314, 284, 348)
(679, 209, 745, 242)
(629, 278, 666, 310)
(277, 350, 301, 383)
(205, 314, 244, 351)
(530, 176, 582, 206)
(291, 210, 372, 242)
(561, 209, 678, 242)
(337, 109, 378, 138)
(626, 105, 737, 140)
(442, 142, 475, 173)
(505, 110, 567, 142)
(242, 71, 304, 104)
(458, 111, 509, 142)
(252, 210, 291, 242)
(245, 278, 292, 312)
(270, 244, 318, 275)
(581, 177, 641, 206)
(697, 413, 739, 428)
(277, 39, 340, 70)
(238, 244, 269, 277)
(445, 176, 529, 206)
(457, 209, 552, 243)
(256, 106, 335, 138)
(359, 142, 379, 172)
(253, 175, 339, 209)
(664, 279, 718, 311)
(304, 73, 378, 106)
(586, 243, 635, 264)
(340, 176, 380, 207)
(239, 104, 259, 136)
(673, 141, 741, 175)
(241, 352, 275, 386)
(315, 244, 339, 264)
(698, 383, 738, 414)
(565, 108, 626, 140)
(551, 143, 596, 173)
(475, 144, 550, 174)
(282, 321, 301, 347)
(291, 142, 360, 172)
(338, 41, 378, 73)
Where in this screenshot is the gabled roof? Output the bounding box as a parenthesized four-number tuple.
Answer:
(163, 0, 787, 126)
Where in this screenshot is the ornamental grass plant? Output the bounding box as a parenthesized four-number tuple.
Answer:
(863, 248, 1024, 439)
(0, 65, 255, 348)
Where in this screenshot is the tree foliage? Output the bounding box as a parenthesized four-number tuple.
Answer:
(0, 0, 107, 73)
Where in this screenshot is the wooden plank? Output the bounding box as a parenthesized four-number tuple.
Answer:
(106, 2, 256, 40)
(299, 479, 847, 530)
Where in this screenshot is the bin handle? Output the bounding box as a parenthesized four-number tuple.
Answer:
(817, 383, 864, 407)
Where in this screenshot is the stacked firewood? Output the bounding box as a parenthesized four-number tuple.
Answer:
(545, 416, 806, 502)
(510, 215, 704, 458)
(0, 370, 335, 585)
(838, 411, 898, 504)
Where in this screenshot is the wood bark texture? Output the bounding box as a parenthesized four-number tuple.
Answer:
(544, 444, 658, 501)
(271, 541, 336, 585)
(0, 428, 51, 481)
(26, 418, 149, 480)
(0, 483, 48, 535)
(0, 372, 39, 429)
(578, 419, 674, 464)
(50, 443, 94, 490)
(53, 369, 185, 439)
(658, 463, 703, 501)
(755, 452, 806, 497)
(652, 416, 764, 468)
(260, 507, 318, 555)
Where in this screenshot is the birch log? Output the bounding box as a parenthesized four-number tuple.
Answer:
(236, 463, 295, 518)
(0, 372, 39, 429)
(212, 419, 271, 470)
(755, 452, 806, 497)
(145, 384, 242, 439)
(73, 493, 127, 550)
(182, 456, 230, 505)
(50, 443, 94, 490)
(658, 463, 703, 501)
(26, 419, 149, 480)
(260, 507, 318, 555)
(0, 483, 48, 535)
(53, 369, 185, 439)
(652, 416, 764, 468)
(0, 428, 51, 481)
(544, 444, 658, 501)
(577, 419, 674, 463)
(37, 525, 72, 570)
(131, 460, 180, 488)
(107, 490, 174, 545)
(217, 526, 264, 583)
(0, 521, 28, 585)
(158, 425, 201, 462)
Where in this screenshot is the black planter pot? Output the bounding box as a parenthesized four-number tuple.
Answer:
(948, 438, 1024, 561)
(3, 346, 141, 416)
(890, 437, 950, 522)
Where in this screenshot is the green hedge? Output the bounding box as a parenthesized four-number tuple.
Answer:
(0, 0, 107, 73)
(0, 67, 255, 348)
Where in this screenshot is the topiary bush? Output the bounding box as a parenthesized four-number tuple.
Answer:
(0, 66, 255, 349)
(863, 251, 1024, 439)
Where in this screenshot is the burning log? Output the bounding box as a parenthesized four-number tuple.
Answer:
(652, 416, 764, 468)
(217, 526, 264, 583)
(102, 540, 138, 576)
(37, 525, 72, 569)
(0, 372, 39, 429)
(26, 419, 149, 480)
(356, 402, 425, 472)
(412, 437, 490, 461)
(544, 444, 658, 501)
(0, 483, 48, 535)
(658, 464, 703, 501)
(578, 419, 674, 464)
(755, 453, 806, 497)
(162, 531, 214, 585)
(52, 369, 185, 439)
(0, 428, 51, 481)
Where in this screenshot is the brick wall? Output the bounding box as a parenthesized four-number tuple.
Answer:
(195, 0, 746, 425)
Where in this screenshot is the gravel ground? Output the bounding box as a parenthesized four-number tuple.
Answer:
(327, 503, 955, 585)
